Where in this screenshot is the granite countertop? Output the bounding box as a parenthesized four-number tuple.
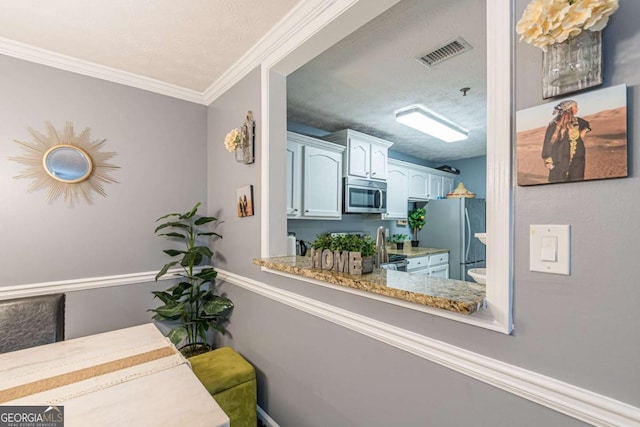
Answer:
(387, 246, 449, 258)
(253, 256, 485, 315)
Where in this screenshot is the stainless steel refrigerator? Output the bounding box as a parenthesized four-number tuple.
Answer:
(417, 198, 486, 281)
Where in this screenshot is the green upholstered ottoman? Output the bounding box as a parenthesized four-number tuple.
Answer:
(189, 347, 257, 427)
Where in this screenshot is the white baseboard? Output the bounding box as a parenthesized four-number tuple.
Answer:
(257, 405, 280, 427)
(218, 269, 640, 427)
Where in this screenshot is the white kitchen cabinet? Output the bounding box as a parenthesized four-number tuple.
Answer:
(286, 139, 302, 218)
(324, 129, 393, 181)
(428, 174, 442, 200)
(407, 252, 449, 279)
(428, 264, 450, 279)
(408, 167, 430, 200)
(406, 255, 430, 273)
(383, 160, 409, 220)
(408, 164, 456, 201)
(442, 176, 454, 196)
(428, 252, 450, 279)
(287, 132, 345, 220)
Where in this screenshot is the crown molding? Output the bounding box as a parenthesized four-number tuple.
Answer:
(0, 36, 206, 104)
(0, 1, 354, 106)
(202, 0, 340, 105)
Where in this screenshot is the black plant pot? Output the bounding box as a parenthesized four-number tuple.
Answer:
(411, 240, 419, 247)
(396, 242, 404, 250)
(179, 342, 211, 358)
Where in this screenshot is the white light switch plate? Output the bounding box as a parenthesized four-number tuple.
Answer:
(530, 225, 570, 275)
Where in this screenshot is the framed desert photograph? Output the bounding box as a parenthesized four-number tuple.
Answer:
(516, 84, 627, 186)
(237, 185, 254, 217)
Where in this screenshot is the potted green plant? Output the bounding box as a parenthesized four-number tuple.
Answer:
(150, 202, 234, 357)
(408, 207, 426, 247)
(391, 234, 408, 250)
(310, 233, 376, 273)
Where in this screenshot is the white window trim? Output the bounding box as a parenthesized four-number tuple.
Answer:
(260, 0, 513, 334)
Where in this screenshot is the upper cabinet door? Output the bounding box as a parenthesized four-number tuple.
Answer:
(408, 168, 429, 199)
(384, 163, 408, 219)
(303, 145, 342, 218)
(442, 176, 454, 196)
(286, 140, 301, 218)
(347, 137, 370, 178)
(428, 174, 442, 200)
(369, 144, 388, 181)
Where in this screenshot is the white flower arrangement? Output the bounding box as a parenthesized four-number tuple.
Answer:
(224, 128, 243, 152)
(516, 0, 619, 51)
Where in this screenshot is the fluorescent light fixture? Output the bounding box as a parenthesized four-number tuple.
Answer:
(395, 106, 468, 142)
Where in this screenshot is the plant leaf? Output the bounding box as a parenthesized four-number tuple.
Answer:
(159, 232, 186, 239)
(170, 281, 192, 297)
(167, 327, 188, 345)
(154, 221, 189, 233)
(154, 302, 185, 318)
(202, 298, 234, 315)
(193, 246, 213, 258)
(155, 261, 178, 280)
(151, 291, 176, 305)
(181, 251, 202, 267)
(209, 322, 227, 334)
(156, 212, 181, 221)
(195, 268, 218, 282)
(197, 323, 207, 344)
(181, 202, 201, 220)
(195, 216, 217, 225)
(197, 232, 222, 238)
(163, 249, 185, 257)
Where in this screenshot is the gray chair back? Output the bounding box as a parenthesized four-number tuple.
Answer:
(0, 294, 65, 353)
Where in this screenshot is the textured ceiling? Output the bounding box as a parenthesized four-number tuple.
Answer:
(287, 0, 487, 162)
(0, 0, 299, 92)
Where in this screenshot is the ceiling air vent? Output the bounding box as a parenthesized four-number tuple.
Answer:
(417, 37, 473, 68)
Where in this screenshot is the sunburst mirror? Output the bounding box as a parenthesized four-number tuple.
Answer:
(10, 122, 119, 205)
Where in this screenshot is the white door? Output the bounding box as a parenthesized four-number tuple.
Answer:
(303, 145, 342, 218)
(369, 143, 388, 180)
(286, 141, 301, 218)
(347, 138, 370, 178)
(384, 165, 408, 219)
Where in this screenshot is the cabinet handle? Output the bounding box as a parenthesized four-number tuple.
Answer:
(371, 172, 376, 176)
(293, 209, 298, 212)
(365, 172, 370, 175)
(305, 210, 309, 213)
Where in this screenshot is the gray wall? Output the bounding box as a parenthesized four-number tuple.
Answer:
(208, 2, 640, 426)
(0, 55, 208, 338)
(448, 155, 487, 199)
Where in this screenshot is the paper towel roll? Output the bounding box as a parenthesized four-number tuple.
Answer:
(286, 235, 296, 256)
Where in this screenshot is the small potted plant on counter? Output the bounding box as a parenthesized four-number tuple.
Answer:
(391, 234, 408, 250)
(408, 207, 426, 247)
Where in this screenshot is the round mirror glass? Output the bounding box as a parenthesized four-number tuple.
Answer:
(43, 145, 93, 183)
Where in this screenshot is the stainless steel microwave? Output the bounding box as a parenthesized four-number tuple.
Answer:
(343, 176, 387, 214)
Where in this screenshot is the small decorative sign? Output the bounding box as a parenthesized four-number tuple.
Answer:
(310, 248, 364, 275)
